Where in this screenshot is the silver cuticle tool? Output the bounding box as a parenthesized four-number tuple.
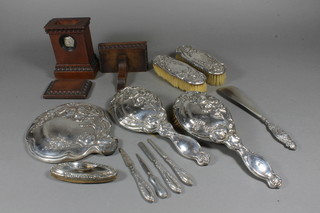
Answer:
(136, 154, 168, 199)
(147, 139, 194, 186)
(138, 142, 182, 193)
(119, 148, 155, 203)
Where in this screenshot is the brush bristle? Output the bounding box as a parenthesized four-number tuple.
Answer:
(176, 54, 226, 86)
(206, 72, 226, 86)
(172, 113, 181, 128)
(175, 54, 187, 63)
(153, 64, 207, 92)
(172, 112, 186, 133)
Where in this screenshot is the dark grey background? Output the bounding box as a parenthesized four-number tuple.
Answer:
(1, 0, 319, 212)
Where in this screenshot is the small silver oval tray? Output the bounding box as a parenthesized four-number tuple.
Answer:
(25, 103, 118, 163)
(50, 161, 118, 183)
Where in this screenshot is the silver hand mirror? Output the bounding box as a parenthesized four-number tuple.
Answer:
(25, 103, 118, 163)
(173, 91, 282, 188)
(109, 86, 210, 166)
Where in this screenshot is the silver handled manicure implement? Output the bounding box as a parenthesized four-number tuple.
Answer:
(136, 154, 168, 199)
(138, 142, 182, 193)
(147, 139, 194, 186)
(119, 148, 155, 203)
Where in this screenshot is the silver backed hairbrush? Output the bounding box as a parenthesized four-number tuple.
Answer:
(173, 91, 282, 188)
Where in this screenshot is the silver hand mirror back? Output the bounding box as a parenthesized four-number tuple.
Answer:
(25, 103, 118, 163)
(109, 86, 210, 166)
(173, 91, 282, 188)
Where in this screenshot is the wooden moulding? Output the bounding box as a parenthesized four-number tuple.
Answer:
(43, 79, 92, 99)
(98, 41, 148, 90)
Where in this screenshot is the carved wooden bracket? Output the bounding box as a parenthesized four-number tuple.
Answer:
(98, 41, 148, 90)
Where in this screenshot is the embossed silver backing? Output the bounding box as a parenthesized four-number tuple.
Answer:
(173, 91, 282, 188)
(25, 103, 118, 163)
(153, 55, 207, 85)
(50, 161, 118, 183)
(109, 86, 210, 166)
(176, 45, 225, 75)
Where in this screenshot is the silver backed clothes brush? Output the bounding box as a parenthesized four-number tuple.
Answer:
(216, 86, 296, 150)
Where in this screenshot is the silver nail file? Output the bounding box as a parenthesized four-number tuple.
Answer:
(136, 154, 168, 199)
(147, 139, 194, 186)
(138, 142, 182, 193)
(119, 148, 155, 203)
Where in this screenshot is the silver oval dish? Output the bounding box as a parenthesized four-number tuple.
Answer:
(25, 103, 118, 163)
(109, 86, 210, 166)
(173, 91, 282, 188)
(50, 161, 118, 183)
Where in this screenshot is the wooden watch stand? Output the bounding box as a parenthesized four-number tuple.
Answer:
(44, 17, 99, 79)
(43, 17, 98, 99)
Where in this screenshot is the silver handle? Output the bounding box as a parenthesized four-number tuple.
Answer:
(238, 149, 282, 189)
(163, 157, 194, 186)
(130, 168, 155, 203)
(154, 161, 182, 193)
(147, 139, 194, 186)
(148, 174, 168, 199)
(262, 118, 296, 150)
(156, 122, 210, 166)
(217, 86, 296, 150)
(224, 134, 282, 188)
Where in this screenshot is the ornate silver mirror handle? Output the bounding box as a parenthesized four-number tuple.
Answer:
(156, 122, 210, 166)
(224, 135, 282, 188)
